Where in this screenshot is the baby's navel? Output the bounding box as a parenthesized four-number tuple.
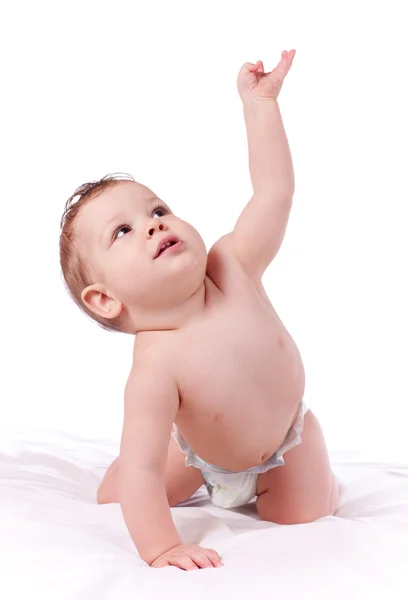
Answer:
(278, 336, 285, 349)
(213, 412, 224, 422)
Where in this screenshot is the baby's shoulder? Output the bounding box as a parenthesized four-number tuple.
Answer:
(131, 332, 179, 374)
(124, 337, 179, 405)
(124, 339, 180, 418)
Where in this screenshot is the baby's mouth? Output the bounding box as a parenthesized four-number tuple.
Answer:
(157, 240, 178, 257)
(154, 235, 182, 259)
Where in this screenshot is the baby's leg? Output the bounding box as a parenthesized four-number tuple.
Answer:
(97, 435, 205, 506)
(255, 409, 339, 524)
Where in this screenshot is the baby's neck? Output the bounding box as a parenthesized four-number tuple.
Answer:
(133, 279, 207, 335)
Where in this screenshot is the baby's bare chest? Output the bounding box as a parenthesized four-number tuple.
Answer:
(160, 273, 306, 470)
(175, 296, 304, 422)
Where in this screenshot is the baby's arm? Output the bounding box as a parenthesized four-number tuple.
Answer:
(229, 99, 295, 281)
(118, 357, 181, 565)
(219, 55, 296, 282)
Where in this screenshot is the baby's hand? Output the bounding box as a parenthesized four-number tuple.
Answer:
(150, 544, 224, 570)
(237, 49, 296, 104)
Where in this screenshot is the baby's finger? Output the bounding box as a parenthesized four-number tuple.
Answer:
(151, 557, 170, 568)
(243, 61, 260, 73)
(174, 555, 199, 571)
(282, 49, 296, 69)
(192, 552, 214, 568)
(205, 549, 224, 567)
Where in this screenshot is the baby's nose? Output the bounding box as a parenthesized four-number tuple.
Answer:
(148, 222, 166, 236)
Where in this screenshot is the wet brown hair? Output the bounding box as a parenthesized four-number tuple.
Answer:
(59, 172, 137, 334)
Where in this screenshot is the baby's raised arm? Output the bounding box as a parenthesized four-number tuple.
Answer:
(118, 356, 181, 565)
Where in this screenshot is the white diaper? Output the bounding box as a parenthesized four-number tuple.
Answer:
(172, 400, 310, 509)
(201, 470, 259, 509)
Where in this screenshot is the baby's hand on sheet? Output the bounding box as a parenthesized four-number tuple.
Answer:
(150, 544, 224, 570)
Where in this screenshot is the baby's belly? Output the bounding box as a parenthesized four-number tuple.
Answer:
(176, 374, 305, 471)
(174, 296, 306, 471)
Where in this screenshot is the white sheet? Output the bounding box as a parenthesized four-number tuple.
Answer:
(1, 429, 408, 600)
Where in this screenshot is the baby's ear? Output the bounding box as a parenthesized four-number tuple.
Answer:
(81, 284, 123, 319)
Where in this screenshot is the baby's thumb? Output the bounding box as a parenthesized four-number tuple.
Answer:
(244, 60, 263, 72)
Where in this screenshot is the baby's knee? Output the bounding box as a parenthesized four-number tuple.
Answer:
(329, 474, 340, 515)
(257, 500, 318, 525)
(96, 459, 120, 504)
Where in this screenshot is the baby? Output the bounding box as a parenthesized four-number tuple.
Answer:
(59, 50, 339, 571)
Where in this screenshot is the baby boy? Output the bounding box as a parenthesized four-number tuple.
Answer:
(59, 50, 339, 571)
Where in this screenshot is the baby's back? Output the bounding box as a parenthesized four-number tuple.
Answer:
(132, 252, 305, 472)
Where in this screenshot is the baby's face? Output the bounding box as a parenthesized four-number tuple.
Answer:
(76, 181, 207, 323)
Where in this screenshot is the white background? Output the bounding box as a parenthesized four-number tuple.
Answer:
(1, 0, 407, 460)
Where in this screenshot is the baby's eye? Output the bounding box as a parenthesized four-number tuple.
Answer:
(112, 205, 169, 241)
(153, 206, 168, 218)
(113, 225, 132, 240)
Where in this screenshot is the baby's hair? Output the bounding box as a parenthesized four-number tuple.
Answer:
(59, 172, 137, 334)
